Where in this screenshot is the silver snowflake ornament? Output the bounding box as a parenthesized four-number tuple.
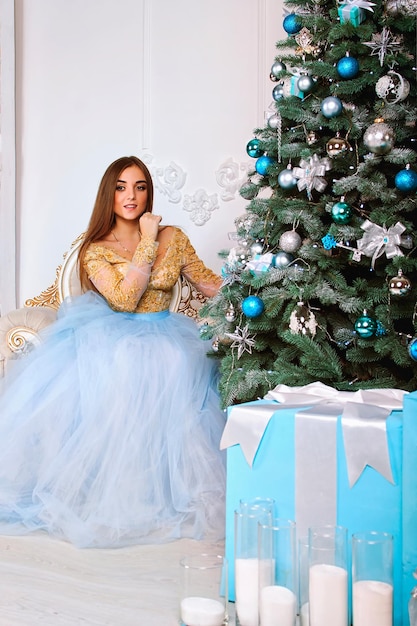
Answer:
(225, 324, 257, 358)
(363, 27, 403, 66)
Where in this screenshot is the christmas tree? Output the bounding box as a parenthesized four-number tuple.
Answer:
(201, 0, 417, 408)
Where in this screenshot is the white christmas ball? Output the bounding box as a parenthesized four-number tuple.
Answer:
(279, 230, 302, 253)
(375, 71, 410, 103)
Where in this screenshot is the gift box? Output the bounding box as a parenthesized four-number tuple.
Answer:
(221, 383, 417, 626)
(338, 3, 365, 25)
(289, 75, 304, 99)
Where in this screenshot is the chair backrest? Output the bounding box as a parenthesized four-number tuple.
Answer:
(25, 234, 200, 316)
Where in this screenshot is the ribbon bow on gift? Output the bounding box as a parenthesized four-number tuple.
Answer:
(338, 0, 376, 11)
(293, 154, 332, 200)
(221, 382, 407, 537)
(356, 220, 405, 268)
(221, 382, 406, 484)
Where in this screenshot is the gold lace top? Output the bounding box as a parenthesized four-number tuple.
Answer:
(84, 227, 221, 313)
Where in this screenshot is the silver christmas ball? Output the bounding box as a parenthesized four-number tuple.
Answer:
(267, 114, 281, 130)
(271, 60, 286, 78)
(375, 71, 410, 104)
(272, 84, 285, 101)
(297, 74, 316, 94)
(363, 119, 395, 155)
(321, 96, 343, 118)
(279, 230, 302, 253)
(278, 167, 297, 189)
(250, 241, 264, 256)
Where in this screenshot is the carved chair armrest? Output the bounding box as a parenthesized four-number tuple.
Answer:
(0, 306, 57, 363)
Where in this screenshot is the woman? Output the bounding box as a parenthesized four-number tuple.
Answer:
(0, 156, 226, 548)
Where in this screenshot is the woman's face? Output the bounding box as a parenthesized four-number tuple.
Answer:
(113, 165, 149, 222)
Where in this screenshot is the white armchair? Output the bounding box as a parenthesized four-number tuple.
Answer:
(0, 234, 207, 377)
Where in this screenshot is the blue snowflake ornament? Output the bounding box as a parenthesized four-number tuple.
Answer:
(322, 234, 338, 250)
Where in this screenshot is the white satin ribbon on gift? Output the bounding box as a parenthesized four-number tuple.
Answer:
(220, 382, 407, 536)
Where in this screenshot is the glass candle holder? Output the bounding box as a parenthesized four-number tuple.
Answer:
(308, 525, 348, 626)
(409, 569, 417, 626)
(258, 518, 297, 626)
(352, 531, 393, 626)
(179, 553, 228, 626)
(240, 497, 276, 516)
(298, 536, 310, 626)
(235, 504, 274, 626)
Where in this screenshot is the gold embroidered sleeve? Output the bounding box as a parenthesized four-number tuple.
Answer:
(132, 234, 159, 265)
(84, 237, 159, 312)
(180, 235, 222, 298)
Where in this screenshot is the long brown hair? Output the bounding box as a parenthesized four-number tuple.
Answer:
(78, 156, 154, 291)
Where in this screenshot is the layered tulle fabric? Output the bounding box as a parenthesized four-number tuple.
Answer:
(0, 292, 226, 548)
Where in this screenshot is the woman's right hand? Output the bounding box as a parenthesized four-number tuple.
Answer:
(139, 213, 161, 240)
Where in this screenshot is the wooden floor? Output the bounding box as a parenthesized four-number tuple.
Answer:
(0, 533, 234, 625)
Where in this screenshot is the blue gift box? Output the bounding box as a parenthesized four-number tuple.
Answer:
(222, 386, 417, 626)
(338, 3, 365, 25)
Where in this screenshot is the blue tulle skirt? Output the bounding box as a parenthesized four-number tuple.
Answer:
(0, 292, 226, 548)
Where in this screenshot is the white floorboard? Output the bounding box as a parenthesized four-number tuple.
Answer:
(0, 533, 234, 625)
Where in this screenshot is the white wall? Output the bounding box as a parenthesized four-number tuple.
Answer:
(12, 0, 284, 307)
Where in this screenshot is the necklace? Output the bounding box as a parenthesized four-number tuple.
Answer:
(112, 230, 139, 254)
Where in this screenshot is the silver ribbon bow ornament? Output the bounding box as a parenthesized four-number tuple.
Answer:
(356, 220, 405, 268)
(293, 154, 332, 200)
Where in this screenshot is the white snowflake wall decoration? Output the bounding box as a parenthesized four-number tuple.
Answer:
(215, 158, 251, 202)
(183, 189, 219, 226)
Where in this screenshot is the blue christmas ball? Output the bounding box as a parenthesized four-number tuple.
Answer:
(241, 295, 265, 318)
(331, 201, 352, 224)
(246, 138, 264, 159)
(255, 155, 274, 176)
(354, 313, 377, 339)
(283, 13, 302, 34)
(408, 338, 417, 361)
(321, 96, 343, 118)
(336, 55, 359, 79)
(273, 250, 294, 268)
(395, 168, 417, 193)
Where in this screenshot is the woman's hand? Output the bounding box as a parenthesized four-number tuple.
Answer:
(139, 213, 161, 240)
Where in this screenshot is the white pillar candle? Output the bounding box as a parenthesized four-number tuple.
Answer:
(180, 596, 225, 626)
(353, 580, 393, 626)
(300, 602, 310, 626)
(235, 558, 260, 626)
(259, 585, 297, 626)
(309, 564, 348, 626)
